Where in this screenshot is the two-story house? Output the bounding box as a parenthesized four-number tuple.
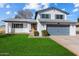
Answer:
(3, 7, 76, 36)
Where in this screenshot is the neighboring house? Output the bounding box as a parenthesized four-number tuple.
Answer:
(3, 7, 76, 36)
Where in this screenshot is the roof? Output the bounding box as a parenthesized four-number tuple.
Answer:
(35, 7, 69, 19)
(39, 19, 76, 24)
(3, 18, 76, 24)
(3, 18, 37, 23)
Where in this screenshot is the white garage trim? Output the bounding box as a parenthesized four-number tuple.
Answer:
(69, 24, 76, 36)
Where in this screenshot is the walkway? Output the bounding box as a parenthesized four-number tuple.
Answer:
(50, 35, 79, 56)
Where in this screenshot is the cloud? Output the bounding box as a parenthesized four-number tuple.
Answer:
(62, 8, 65, 11)
(23, 3, 49, 11)
(14, 11, 17, 15)
(0, 3, 10, 8)
(6, 11, 11, 15)
(41, 3, 49, 9)
(23, 3, 40, 10)
(73, 3, 79, 13)
(73, 3, 79, 7)
(6, 4, 10, 8)
(73, 8, 79, 12)
(0, 3, 6, 8)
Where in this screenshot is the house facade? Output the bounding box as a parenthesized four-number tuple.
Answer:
(3, 7, 76, 36)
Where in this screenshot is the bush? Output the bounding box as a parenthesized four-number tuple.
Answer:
(41, 30, 49, 36)
(0, 29, 5, 34)
(34, 31, 39, 36)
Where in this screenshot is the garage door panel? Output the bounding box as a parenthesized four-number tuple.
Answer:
(47, 26, 69, 35)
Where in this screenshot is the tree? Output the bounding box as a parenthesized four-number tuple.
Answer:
(15, 15, 22, 19)
(15, 9, 33, 19)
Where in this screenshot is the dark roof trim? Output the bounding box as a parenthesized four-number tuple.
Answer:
(35, 7, 69, 19)
(41, 22, 76, 25)
(3, 20, 36, 22)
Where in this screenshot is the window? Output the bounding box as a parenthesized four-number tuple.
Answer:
(55, 14, 64, 19)
(41, 14, 50, 19)
(12, 23, 23, 28)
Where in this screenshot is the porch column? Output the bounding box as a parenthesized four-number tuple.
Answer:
(27, 23, 31, 33)
(5, 22, 12, 34)
(5, 22, 9, 34)
(8, 22, 12, 33)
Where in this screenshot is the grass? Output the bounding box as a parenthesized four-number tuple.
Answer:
(0, 34, 75, 56)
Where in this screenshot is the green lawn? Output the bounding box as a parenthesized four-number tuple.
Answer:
(0, 34, 75, 56)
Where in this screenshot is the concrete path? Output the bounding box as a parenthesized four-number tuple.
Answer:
(50, 35, 79, 56)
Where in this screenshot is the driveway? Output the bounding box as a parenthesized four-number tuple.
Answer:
(50, 35, 79, 56)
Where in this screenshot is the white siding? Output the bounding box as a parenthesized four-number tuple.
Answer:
(5, 22, 8, 34)
(37, 20, 46, 36)
(5, 22, 31, 34)
(36, 9, 67, 20)
(5, 22, 12, 34)
(69, 24, 76, 36)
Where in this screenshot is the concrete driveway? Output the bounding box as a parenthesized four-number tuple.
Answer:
(50, 35, 79, 56)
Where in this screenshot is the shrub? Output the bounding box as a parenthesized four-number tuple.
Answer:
(0, 29, 5, 34)
(41, 30, 49, 36)
(34, 31, 39, 36)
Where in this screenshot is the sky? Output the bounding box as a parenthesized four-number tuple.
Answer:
(0, 3, 79, 26)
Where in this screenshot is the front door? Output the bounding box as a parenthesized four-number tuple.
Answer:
(31, 24, 37, 33)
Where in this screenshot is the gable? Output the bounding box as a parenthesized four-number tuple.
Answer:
(38, 9, 66, 14)
(35, 7, 69, 19)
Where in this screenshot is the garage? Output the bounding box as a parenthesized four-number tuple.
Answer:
(47, 25, 69, 35)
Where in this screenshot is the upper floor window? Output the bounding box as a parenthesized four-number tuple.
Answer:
(12, 23, 23, 28)
(41, 14, 50, 19)
(55, 14, 64, 19)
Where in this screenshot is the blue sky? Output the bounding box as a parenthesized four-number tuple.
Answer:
(0, 3, 79, 25)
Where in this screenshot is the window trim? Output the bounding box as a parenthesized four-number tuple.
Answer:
(40, 14, 51, 19)
(55, 14, 64, 19)
(12, 23, 23, 28)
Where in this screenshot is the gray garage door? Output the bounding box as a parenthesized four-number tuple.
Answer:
(47, 25, 69, 35)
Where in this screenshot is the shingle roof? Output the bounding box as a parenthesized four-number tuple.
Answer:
(3, 18, 76, 24)
(35, 7, 69, 19)
(3, 18, 37, 23)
